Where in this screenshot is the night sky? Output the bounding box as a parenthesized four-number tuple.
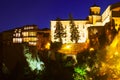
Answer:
(0, 0, 120, 32)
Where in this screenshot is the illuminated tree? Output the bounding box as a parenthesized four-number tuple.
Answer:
(23, 44, 45, 80)
(73, 65, 87, 80)
(69, 14, 79, 43)
(104, 19, 117, 45)
(54, 18, 66, 43)
(24, 45, 45, 72)
(98, 31, 120, 79)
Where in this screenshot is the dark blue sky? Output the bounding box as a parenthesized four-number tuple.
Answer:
(0, 0, 120, 32)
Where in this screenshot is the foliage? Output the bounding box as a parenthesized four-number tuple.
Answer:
(54, 18, 66, 43)
(69, 14, 79, 43)
(73, 49, 102, 80)
(98, 32, 120, 79)
(74, 66, 86, 76)
(23, 44, 45, 75)
(50, 42, 62, 51)
(1, 63, 9, 74)
(73, 65, 87, 80)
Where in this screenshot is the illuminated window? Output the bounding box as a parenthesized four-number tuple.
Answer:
(24, 27, 26, 30)
(18, 38, 22, 43)
(13, 34, 15, 36)
(13, 38, 22, 43)
(29, 42, 36, 46)
(23, 37, 29, 42)
(29, 32, 36, 36)
(13, 38, 16, 43)
(16, 33, 21, 37)
(29, 37, 37, 41)
(22, 32, 28, 37)
(19, 29, 21, 32)
(15, 29, 17, 33)
(29, 27, 34, 29)
(30, 27, 34, 29)
(24, 26, 34, 30)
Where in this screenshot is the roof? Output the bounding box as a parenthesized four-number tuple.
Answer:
(110, 2, 120, 10)
(51, 18, 87, 21)
(91, 4, 100, 7)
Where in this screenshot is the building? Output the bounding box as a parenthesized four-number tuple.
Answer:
(36, 28, 50, 50)
(89, 2, 120, 48)
(51, 4, 103, 44)
(2, 29, 14, 45)
(13, 25, 39, 46)
(2, 24, 50, 48)
(51, 2, 120, 44)
(102, 2, 120, 31)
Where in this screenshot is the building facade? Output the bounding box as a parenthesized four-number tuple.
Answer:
(36, 28, 50, 50)
(2, 24, 50, 48)
(51, 2, 120, 44)
(2, 30, 14, 45)
(13, 25, 39, 46)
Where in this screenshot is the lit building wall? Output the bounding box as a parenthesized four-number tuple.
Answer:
(102, 3, 120, 31)
(88, 4, 102, 25)
(51, 2, 120, 44)
(13, 29, 22, 43)
(51, 20, 91, 44)
(113, 17, 120, 31)
(51, 16, 102, 44)
(12, 25, 39, 46)
(36, 29, 50, 50)
(102, 6, 111, 25)
(111, 6, 120, 31)
(88, 15, 102, 25)
(90, 5, 101, 15)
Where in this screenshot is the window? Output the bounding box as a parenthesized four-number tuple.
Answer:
(19, 29, 21, 32)
(29, 42, 36, 46)
(23, 37, 29, 42)
(29, 37, 37, 41)
(22, 32, 28, 36)
(16, 33, 21, 37)
(13, 34, 15, 36)
(29, 32, 36, 36)
(13, 38, 22, 43)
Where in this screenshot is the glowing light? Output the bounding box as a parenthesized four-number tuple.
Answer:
(24, 45, 44, 73)
(58, 43, 88, 55)
(89, 47, 94, 51)
(114, 51, 118, 55)
(86, 67, 91, 72)
(73, 66, 87, 80)
(29, 42, 36, 46)
(66, 45, 71, 49)
(58, 44, 72, 54)
(99, 32, 120, 79)
(13, 38, 22, 43)
(74, 67, 86, 76)
(45, 42, 50, 50)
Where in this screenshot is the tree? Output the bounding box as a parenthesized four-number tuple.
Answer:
(54, 18, 66, 43)
(98, 31, 120, 79)
(104, 19, 117, 45)
(69, 14, 79, 43)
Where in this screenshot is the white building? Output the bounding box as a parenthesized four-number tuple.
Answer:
(51, 2, 120, 44)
